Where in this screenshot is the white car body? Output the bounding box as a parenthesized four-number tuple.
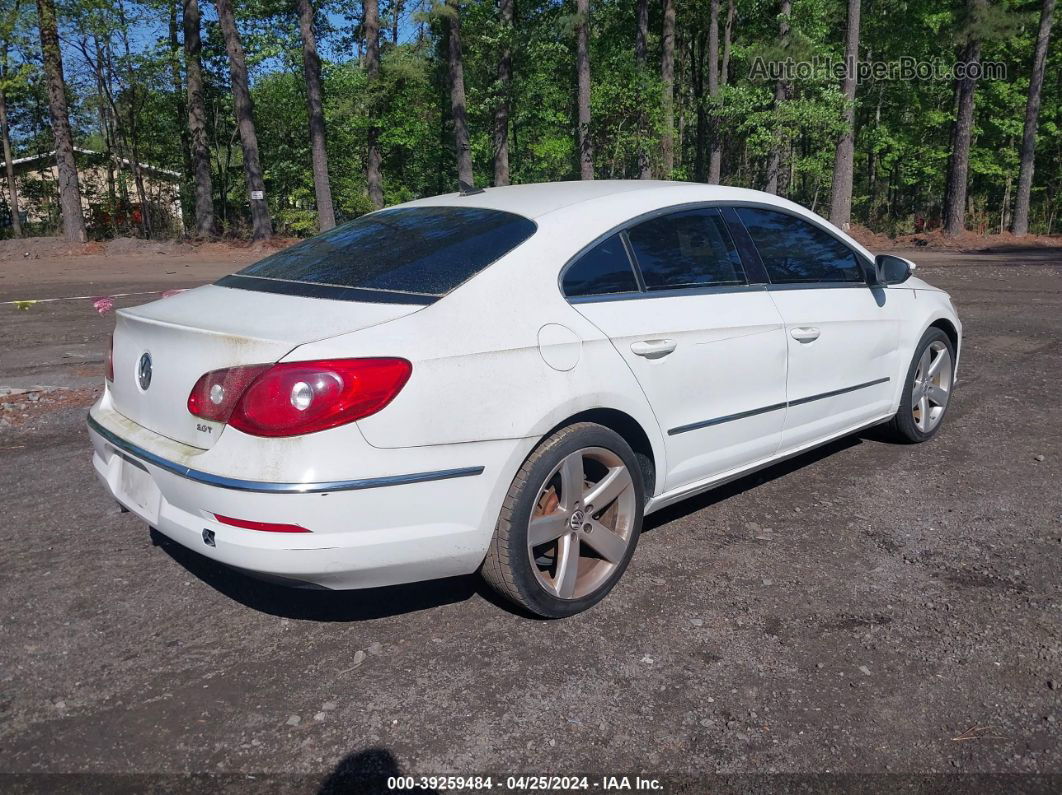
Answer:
(88, 181, 961, 590)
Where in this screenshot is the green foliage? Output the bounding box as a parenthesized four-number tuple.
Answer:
(0, 0, 1057, 238)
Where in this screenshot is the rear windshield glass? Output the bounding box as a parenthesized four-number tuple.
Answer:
(224, 206, 537, 302)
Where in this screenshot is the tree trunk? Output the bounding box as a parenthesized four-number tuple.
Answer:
(296, 0, 335, 230)
(720, 0, 734, 86)
(184, 0, 215, 237)
(829, 0, 861, 229)
(493, 0, 513, 186)
(943, 0, 986, 237)
(1012, 0, 1055, 235)
(635, 0, 651, 178)
(707, 0, 722, 183)
(118, 2, 154, 239)
(447, 3, 473, 188)
(215, 0, 271, 240)
(0, 54, 22, 238)
(693, 32, 706, 182)
(575, 0, 593, 179)
(660, 0, 676, 176)
(35, 0, 86, 242)
(364, 0, 383, 208)
(169, 4, 192, 189)
(89, 38, 119, 233)
(765, 0, 791, 195)
(391, 0, 402, 44)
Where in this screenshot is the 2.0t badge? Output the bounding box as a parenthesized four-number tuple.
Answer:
(137, 352, 152, 391)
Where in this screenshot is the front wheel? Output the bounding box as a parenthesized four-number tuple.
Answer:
(481, 423, 644, 618)
(884, 327, 956, 443)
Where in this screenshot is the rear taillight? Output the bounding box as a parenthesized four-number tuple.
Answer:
(105, 334, 114, 382)
(187, 364, 271, 422)
(187, 358, 411, 437)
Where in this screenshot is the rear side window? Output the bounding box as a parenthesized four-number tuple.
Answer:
(562, 234, 640, 297)
(626, 209, 746, 290)
(223, 206, 537, 302)
(737, 207, 864, 284)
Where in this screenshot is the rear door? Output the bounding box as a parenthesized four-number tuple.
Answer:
(565, 207, 789, 492)
(735, 207, 901, 452)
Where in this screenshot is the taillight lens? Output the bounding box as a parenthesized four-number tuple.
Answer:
(187, 364, 271, 422)
(105, 334, 114, 382)
(187, 358, 411, 437)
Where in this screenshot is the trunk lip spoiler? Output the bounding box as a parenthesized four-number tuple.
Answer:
(87, 413, 484, 494)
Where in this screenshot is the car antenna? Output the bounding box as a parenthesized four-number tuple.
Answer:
(458, 178, 485, 196)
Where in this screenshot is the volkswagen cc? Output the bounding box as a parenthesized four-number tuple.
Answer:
(88, 181, 961, 617)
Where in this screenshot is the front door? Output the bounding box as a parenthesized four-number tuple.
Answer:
(735, 207, 901, 452)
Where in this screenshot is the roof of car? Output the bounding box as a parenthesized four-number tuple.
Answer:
(399, 180, 783, 220)
(396, 179, 875, 260)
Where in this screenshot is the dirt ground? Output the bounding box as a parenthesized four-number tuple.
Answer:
(0, 240, 1059, 792)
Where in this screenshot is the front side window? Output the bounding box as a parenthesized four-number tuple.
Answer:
(737, 207, 864, 284)
(562, 234, 640, 297)
(626, 209, 746, 291)
(225, 206, 537, 300)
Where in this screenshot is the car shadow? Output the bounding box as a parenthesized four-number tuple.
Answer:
(643, 432, 870, 532)
(154, 429, 887, 620)
(152, 529, 487, 621)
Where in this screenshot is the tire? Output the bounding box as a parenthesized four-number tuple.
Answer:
(481, 422, 645, 618)
(883, 327, 956, 443)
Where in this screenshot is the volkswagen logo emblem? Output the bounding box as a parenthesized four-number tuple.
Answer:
(137, 352, 153, 391)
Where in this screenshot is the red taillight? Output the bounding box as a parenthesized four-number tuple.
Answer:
(105, 334, 114, 382)
(187, 358, 411, 437)
(214, 513, 310, 533)
(187, 363, 271, 422)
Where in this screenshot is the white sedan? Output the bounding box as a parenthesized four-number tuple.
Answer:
(88, 181, 961, 617)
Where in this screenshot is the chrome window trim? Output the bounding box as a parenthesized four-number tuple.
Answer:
(87, 414, 484, 494)
(568, 283, 766, 304)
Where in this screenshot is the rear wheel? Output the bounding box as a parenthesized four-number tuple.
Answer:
(884, 327, 955, 443)
(481, 423, 644, 618)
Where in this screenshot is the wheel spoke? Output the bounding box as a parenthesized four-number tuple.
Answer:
(917, 348, 932, 380)
(554, 534, 580, 598)
(583, 520, 627, 563)
(928, 385, 948, 406)
(528, 511, 570, 546)
(582, 466, 630, 511)
(557, 453, 584, 510)
(917, 395, 930, 430)
(928, 348, 949, 378)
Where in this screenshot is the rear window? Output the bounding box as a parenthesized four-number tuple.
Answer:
(219, 206, 537, 303)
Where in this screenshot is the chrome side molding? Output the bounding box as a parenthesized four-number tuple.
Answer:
(87, 414, 484, 494)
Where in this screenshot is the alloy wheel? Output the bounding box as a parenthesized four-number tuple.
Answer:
(911, 340, 952, 433)
(526, 447, 637, 600)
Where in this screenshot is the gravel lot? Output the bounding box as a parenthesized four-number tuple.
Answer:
(0, 245, 1059, 791)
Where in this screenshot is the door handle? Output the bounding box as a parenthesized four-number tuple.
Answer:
(790, 327, 821, 342)
(630, 338, 677, 358)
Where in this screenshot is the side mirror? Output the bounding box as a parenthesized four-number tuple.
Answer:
(874, 254, 917, 285)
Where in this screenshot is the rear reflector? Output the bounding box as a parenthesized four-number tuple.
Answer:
(213, 513, 311, 533)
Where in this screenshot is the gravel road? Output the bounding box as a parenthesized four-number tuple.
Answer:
(0, 246, 1059, 791)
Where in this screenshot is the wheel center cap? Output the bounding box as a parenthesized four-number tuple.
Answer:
(569, 510, 585, 531)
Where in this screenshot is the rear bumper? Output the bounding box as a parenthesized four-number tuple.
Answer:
(88, 404, 522, 589)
